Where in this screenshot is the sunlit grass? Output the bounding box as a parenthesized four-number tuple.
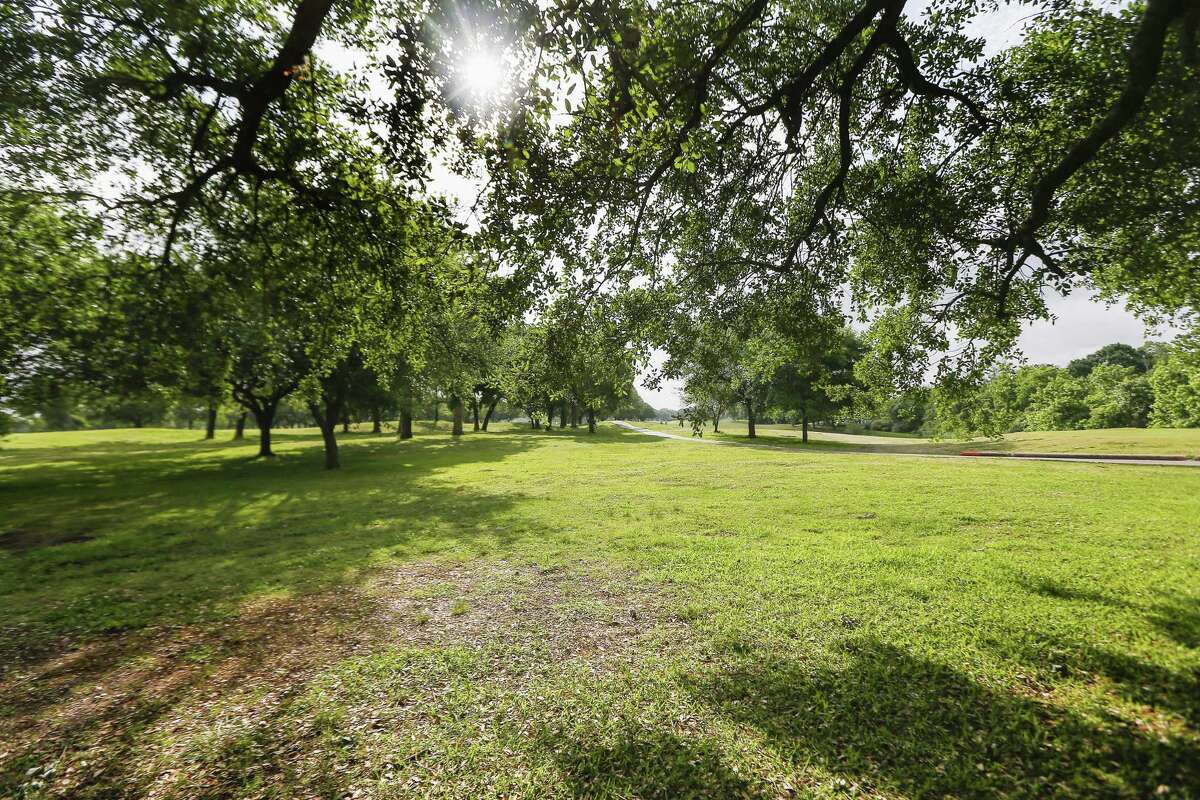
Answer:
(1, 423, 1197, 797)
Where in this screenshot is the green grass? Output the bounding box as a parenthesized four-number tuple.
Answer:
(1, 423, 1198, 798)
(634, 419, 1200, 457)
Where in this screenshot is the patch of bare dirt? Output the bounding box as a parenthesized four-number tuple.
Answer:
(375, 559, 685, 666)
(0, 559, 686, 799)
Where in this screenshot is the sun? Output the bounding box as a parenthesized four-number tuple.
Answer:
(459, 50, 505, 102)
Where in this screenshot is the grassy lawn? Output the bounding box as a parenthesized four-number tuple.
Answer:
(633, 419, 1200, 458)
(1, 423, 1198, 798)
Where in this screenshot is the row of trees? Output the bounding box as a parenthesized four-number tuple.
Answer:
(2, 184, 646, 468)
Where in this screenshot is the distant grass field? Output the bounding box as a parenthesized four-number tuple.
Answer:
(635, 419, 1200, 457)
(1, 424, 1198, 798)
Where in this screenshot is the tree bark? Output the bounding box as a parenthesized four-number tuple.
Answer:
(571, 403, 579, 428)
(400, 410, 413, 440)
(713, 414, 720, 433)
(587, 407, 596, 434)
(257, 402, 277, 457)
(559, 402, 567, 429)
(371, 409, 382, 434)
(802, 411, 809, 443)
(746, 401, 756, 439)
(472, 398, 480, 431)
(308, 401, 340, 470)
(451, 398, 464, 436)
(205, 403, 217, 439)
(234, 411, 247, 440)
(482, 398, 498, 430)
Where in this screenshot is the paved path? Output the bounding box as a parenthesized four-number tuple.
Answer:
(611, 421, 1200, 468)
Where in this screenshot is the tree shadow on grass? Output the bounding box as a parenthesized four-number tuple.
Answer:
(0, 585, 387, 798)
(0, 426, 555, 797)
(1151, 594, 1200, 651)
(684, 639, 1198, 798)
(0, 432, 547, 661)
(1010, 575, 1199, 726)
(547, 724, 768, 799)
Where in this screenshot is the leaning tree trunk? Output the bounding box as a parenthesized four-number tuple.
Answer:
(482, 398, 498, 430)
(587, 408, 596, 434)
(451, 398, 464, 436)
(400, 410, 413, 440)
(233, 411, 247, 440)
(746, 401, 756, 439)
(205, 403, 217, 439)
(309, 401, 341, 470)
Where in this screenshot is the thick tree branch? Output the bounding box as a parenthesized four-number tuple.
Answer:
(879, 30, 989, 128)
(1014, 0, 1186, 246)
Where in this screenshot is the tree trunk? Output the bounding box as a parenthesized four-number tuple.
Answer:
(234, 412, 247, 440)
(309, 402, 340, 470)
(545, 402, 554, 429)
(802, 411, 809, 443)
(341, 414, 350, 434)
(746, 401, 756, 439)
(400, 410, 413, 440)
(205, 403, 217, 439)
(372, 409, 382, 434)
(587, 407, 596, 434)
(482, 398, 498, 430)
(257, 403, 276, 457)
(559, 402, 567, 429)
(472, 399, 480, 431)
(433, 402, 439, 424)
(571, 403, 579, 428)
(713, 414, 720, 433)
(451, 398, 464, 436)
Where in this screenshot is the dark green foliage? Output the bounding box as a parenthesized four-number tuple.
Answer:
(1067, 343, 1155, 377)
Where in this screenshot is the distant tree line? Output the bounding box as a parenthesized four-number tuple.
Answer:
(863, 338, 1200, 437)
